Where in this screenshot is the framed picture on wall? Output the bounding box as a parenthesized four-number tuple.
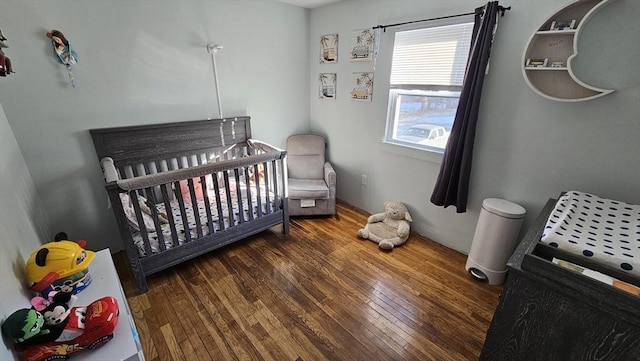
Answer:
(320, 33, 338, 63)
(350, 72, 373, 101)
(350, 28, 374, 62)
(319, 73, 337, 99)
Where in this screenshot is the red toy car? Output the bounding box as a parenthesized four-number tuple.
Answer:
(16, 296, 119, 361)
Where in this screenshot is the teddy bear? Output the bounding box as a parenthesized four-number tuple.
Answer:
(357, 201, 412, 250)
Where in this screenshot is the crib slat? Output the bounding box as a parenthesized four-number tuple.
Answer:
(263, 161, 272, 215)
(144, 186, 166, 252)
(223, 171, 235, 227)
(131, 191, 153, 256)
(244, 166, 254, 221)
(179, 156, 188, 169)
(253, 164, 263, 218)
(136, 163, 147, 177)
(272, 159, 279, 210)
(130, 165, 140, 178)
(158, 159, 168, 173)
(234, 168, 245, 224)
(186, 178, 204, 239)
(160, 183, 180, 249)
(169, 158, 179, 171)
(212, 174, 225, 231)
(117, 166, 126, 181)
(200, 175, 215, 234)
(144, 161, 157, 200)
(173, 181, 192, 243)
(143, 162, 152, 176)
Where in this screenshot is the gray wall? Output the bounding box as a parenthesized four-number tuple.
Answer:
(0, 0, 310, 252)
(309, 0, 640, 253)
(1, 0, 638, 258)
(0, 102, 51, 359)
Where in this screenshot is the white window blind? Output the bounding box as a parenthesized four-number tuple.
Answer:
(390, 22, 474, 86)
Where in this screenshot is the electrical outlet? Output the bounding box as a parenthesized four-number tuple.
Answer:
(361, 174, 368, 186)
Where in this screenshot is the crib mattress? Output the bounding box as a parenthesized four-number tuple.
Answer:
(132, 187, 274, 257)
(541, 190, 640, 277)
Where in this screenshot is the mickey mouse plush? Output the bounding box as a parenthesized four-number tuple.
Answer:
(29, 291, 78, 341)
(32, 291, 75, 326)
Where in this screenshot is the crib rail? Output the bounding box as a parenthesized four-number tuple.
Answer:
(103, 148, 286, 257)
(111, 150, 284, 190)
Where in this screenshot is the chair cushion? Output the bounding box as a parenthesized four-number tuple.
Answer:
(287, 135, 325, 179)
(288, 179, 330, 199)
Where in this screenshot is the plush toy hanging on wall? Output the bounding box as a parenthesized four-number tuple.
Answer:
(46, 29, 78, 87)
(0, 28, 13, 76)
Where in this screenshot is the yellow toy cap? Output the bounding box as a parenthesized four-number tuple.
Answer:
(26, 240, 95, 283)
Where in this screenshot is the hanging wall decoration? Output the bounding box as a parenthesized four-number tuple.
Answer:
(0, 28, 13, 76)
(320, 33, 338, 63)
(350, 72, 373, 101)
(46, 29, 78, 87)
(319, 73, 336, 99)
(350, 28, 374, 62)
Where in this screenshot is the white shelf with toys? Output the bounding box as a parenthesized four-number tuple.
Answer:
(73, 249, 143, 361)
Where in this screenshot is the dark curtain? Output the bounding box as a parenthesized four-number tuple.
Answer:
(430, 1, 501, 213)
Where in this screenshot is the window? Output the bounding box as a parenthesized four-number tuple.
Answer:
(385, 22, 474, 153)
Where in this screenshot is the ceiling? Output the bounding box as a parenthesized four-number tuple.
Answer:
(278, 0, 342, 9)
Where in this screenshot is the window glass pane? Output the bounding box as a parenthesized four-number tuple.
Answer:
(391, 92, 459, 151)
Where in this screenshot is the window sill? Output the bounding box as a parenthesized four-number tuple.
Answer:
(378, 140, 444, 164)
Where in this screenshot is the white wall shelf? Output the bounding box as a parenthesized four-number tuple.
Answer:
(522, 0, 616, 102)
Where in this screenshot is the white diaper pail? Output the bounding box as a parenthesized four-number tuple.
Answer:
(465, 198, 526, 285)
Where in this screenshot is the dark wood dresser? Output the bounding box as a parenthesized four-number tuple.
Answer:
(479, 198, 640, 361)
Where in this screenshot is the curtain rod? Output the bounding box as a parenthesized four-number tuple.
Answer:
(373, 5, 511, 32)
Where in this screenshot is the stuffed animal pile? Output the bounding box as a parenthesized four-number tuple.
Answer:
(1, 233, 119, 361)
(357, 201, 412, 250)
(2, 291, 78, 346)
(2, 293, 119, 361)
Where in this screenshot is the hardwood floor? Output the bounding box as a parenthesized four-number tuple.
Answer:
(113, 201, 502, 361)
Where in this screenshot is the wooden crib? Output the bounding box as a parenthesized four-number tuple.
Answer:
(91, 117, 289, 293)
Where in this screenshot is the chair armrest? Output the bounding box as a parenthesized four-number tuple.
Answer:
(324, 162, 336, 187)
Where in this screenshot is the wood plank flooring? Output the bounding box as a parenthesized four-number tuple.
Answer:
(113, 201, 502, 361)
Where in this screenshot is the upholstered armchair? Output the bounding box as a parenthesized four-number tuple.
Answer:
(286, 134, 336, 216)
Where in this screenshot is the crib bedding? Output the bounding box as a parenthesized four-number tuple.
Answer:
(541, 190, 640, 277)
(132, 184, 274, 257)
